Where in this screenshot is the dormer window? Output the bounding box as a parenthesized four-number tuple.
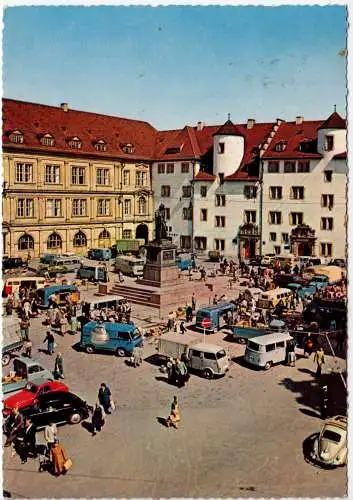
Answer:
(121, 143, 135, 154)
(274, 141, 287, 152)
(324, 135, 334, 152)
(69, 137, 82, 149)
(298, 140, 311, 153)
(94, 140, 107, 152)
(40, 134, 55, 147)
(10, 130, 24, 144)
(165, 146, 182, 154)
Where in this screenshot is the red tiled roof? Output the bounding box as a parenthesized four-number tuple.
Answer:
(154, 125, 201, 160)
(194, 171, 216, 181)
(214, 119, 243, 137)
(318, 111, 346, 130)
(3, 98, 158, 160)
(262, 120, 324, 159)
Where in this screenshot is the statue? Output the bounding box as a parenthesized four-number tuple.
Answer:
(155, 204, 168, 241)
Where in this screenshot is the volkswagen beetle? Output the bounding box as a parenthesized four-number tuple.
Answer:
(311, 415, 347, 467)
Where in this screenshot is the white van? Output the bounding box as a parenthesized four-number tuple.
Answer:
(257, 288, 293, 309)
(51, 256, 82, 271)
(244, 332, 293, 370)
(3, 276, 46, 297)
(115, 256, 145, 277)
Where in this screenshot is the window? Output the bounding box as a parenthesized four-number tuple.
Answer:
(181, 162, 190, 173)
(321, 217, 333, 230)
(94, 140, 107, 152)
(46, 199, 62, 217)
(123, 229, 132, 239)
(274, 142, 286, 152)
(298, 161, 310, 173)
(161, 185, 171, 197)
(324, 171, 333, 182)
(274, 246, 281, 255)
(17, 199, 34, 217)
(291, 186, 304, 200)
(18, 234, 34, 251)
(183, 207, 192, 220)
(290, 212, 304, 225)
(200, 209, 207, 221)
(73, 231, 87, 248)
(321, 194, 334, 209)
(71, 167, 86, 185)
(123, 170, 130, 186)
(244, 185, 257, 199)
(182, 186, 192, 198)
(282, 233, 289, 243)
(121, 143, 135, 154)
(270, 232, 277, 242)
(96, 169, 110, 185)
(276, 341, 285, 349)
(180, 235, 191, 249)
(194, 237, 207, 250)
(324, 135, 334, 151)
(244, 210, 256, 224)
(215, 194, 226, 207)
(200, 186, 207, 197)
(215, 216, 226, 228)
(16, 163, 33, 183)
(44, 165, 60, 185)
(320, 242, 333, 257)
(69, 137, 82, 149)
(158, 163, 165, 174)
(138, 197, 146, 215)
(10, 130, 24, 144)
(136, 171, 147, 187)
(218, 142, 225, 154)
(284, 161, 296, 173)
(41, 134, 55, 147)
(124, 199, 131, 215)
(268, 161, 279, 173)
(269, 211, 282, 225)
(47, 233, 62, 249)
(97, 199, 111, 216)
(204, 352, 217, 360)
(99, 229, 111, 245)
(214, 239, 225, 251)
(265, 343, 276, 352)
(166, 163, 174, 174)
(72, 199, 87, 216)
(165, 207, 171, 219)
(269, 186, 282, 199)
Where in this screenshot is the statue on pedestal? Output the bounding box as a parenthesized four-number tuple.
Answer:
(155, 204, 168, 242)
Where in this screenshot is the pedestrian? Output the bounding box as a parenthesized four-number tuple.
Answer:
(60, 315, 69, 336)
(24, 339, 32, 358)
(4, 407, 24, 446)
(186, 305, 193, 323)
(98, 383, 112, 414)
(91, 402, 105, 436)
(286, 339, 296, 367)
(314, 347, 325, 377)
(20, 317, 30, 341)
(213, 294, 218, 305)
(50, 441, 71, 476)
(43, 330, 55, 355)
(303, 333, 313, 357)
(44, 421, 57, 450)
(17, 418, 37, 464)
(175, 358, 188, 387)
(70, 315, 79, 335)
(6, 297, 13, 316)
(23, 299, 31, 319)
(54, 353, 64, 379)
(166, 396, 181, 429)
(179, 321, 186, 335)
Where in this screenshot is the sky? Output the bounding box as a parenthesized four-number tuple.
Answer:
(3, 5, 347, 129)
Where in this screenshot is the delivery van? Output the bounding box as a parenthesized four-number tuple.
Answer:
(195, 302, 236, 334)
(88, 248, 112, 261)
(302, 265, 343, 284)
(244, 332, 294, 370)
(80, 321, 143, 357)
(257, 288, 293, 309)
(50, 256, 82, 271)
(3, 276, 46, 298)
(115, 255, 145, 277)
(81, 295, 125, 316)
(36, 284, 80, 308)
(77, 264, 108, 282)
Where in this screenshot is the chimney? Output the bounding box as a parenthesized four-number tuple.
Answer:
(197, 121, 204, 131)
(247, 118, 255, 129)
(296, 115, 303, 125)
(61, 102, 69, 112)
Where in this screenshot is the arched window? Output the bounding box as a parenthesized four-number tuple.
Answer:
(18, 234, 34, 251)
(138, 196, 146, 215)
(73, 231, 87, 248)
(98, 229, 111, 248)
(47, 232, 62, 249)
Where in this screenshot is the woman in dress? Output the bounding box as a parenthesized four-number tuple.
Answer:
(166, 396, 181, 429)
(50, 441, 70, 476)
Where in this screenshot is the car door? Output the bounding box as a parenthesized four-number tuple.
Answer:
(189, 349, 202, 371)
(25, 394, 61, 428)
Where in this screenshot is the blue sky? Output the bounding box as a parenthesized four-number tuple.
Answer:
(3, 6, 347, 129)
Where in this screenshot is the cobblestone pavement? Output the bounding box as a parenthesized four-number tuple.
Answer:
(3, 258, 347, 497)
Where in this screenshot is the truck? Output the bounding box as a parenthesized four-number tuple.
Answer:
(225, 319, 287, 344)
(2, 356, 54, 395)
(112, 239, 145, 256)
(156, 332, 230, 379)
(2, 316, 24, 366)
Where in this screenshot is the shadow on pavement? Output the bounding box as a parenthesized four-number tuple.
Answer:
(81, 421, 94, 434)
(144, 354, 164, 366)
(71, 342, 81, 352)
(156, 416, 169, 427)
(298, 367, 315, 376)
(299, 408, 321, 419)
(231, 355, 260, 371)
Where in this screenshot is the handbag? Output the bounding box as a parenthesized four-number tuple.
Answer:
(63, 458, 73, 471)
(110, 398, 116, 411)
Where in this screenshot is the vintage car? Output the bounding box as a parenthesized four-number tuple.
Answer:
(311, 415, 347, 467)
(3, 380, 68, 415)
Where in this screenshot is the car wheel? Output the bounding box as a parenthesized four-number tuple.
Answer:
(69, 412, 82, 425)
(264, 361, 272, 370)
(2, 353, 11, 366)
(238, 338, 246, 345)
(203, 368, 213, 379)
(85, 345, 94, 354)
(116, 348, 126, 357)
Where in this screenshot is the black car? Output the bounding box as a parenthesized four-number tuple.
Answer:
(2, 257, 24, 270)
(20, 391, 91, 429)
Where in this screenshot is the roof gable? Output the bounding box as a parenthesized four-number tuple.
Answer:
(318, 111, 346, 130)
(214, 119, 243, 137)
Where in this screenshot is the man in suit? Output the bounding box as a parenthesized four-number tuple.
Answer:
(17, 418, 37, 464)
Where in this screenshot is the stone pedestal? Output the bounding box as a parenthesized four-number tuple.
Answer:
(139, 240, 179, 287)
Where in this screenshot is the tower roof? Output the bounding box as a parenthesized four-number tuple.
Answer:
(213, 119, 243, 137)
(318, 111, 346, 130)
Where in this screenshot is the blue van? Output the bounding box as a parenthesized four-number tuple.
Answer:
(195, 302, 236, 334)
(80, 321, 143, 357)
(36, 285, 80, 308)
(176, 253, 196, 271)
(88, 248, 112, 261)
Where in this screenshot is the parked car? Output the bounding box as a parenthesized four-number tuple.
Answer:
(208, 250, 221, 262)
(3, 380, 68, 415)
(260, 254, 276, 267)
(327, 258, 346, 269)
(19, 391, 91, 428)
(311, 415, 347, 467)
(2, 257, 24, 270)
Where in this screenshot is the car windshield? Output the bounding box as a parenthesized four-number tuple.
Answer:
(322, 430, 341, 443)
(25, 383, 37, 393)
(216, 349, 227, 359)
(247, 341, 260, 352)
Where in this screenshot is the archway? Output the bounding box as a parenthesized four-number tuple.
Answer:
(136, 224, 149, 243)
(98, 229, 111, 248)
(298, 242, 312, 257)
